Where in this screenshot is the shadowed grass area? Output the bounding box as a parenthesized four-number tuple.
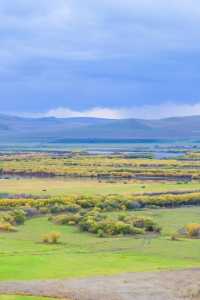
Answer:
(0, 207, 200, 281)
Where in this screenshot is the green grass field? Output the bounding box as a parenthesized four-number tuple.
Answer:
(0, 177, 200, 196)
(1, 152, 200, 288)
(0, 207, 200, 281)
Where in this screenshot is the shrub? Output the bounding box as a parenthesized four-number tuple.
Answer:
(2, 190, 200, 211)
(50, 231, 61, 243)
(78, 212, 157, 237)
(0, 222, 17, 232)
(11, 209, 26, 225)
(24, 207, 39, 217)
(42, 231, 61, 244)
(125, 201, 143, 210)
(118, 213, 127, 221)
(39, 207, 49, 214)
(65, 204, 81, 213)
(97, 229, 105, 237)
(120, 215, 161, 233)
(53, 213, 81, 225)
(170, 234, 179, 241)
(2, 214, 15, 225)
(50, 204, 66, 214)
(2, 209, 26, 226)
(185, 224, 200, 238)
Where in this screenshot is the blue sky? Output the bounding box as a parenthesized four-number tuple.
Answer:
(1, 0, 200, 118)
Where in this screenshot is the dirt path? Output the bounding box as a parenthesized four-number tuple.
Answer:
(0, 269, 200, 300)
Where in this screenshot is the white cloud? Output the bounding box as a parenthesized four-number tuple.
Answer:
(19, 103, 200, 120)
(23, 107, 122, 119)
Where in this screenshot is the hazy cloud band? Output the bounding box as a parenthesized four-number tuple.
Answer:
(18, 103, 200, 120)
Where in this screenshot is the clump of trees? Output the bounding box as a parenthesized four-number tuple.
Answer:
(53, 210, 161, 237)
(0, 209, 26, 232)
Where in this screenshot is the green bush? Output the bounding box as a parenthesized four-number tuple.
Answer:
(11, 209, 26, 225)
(97, 229, 105, 237)
(53, 213, 81, 225)
(50, 204, 66, 214)
(65, 204, 81, 213)
(3, 209, 26, 225)
(2, 214, 15, 225)
(78, 212, 159, 237)
(39, 207, 49, 214)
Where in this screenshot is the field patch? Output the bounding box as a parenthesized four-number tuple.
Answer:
(0, 177, 200, 196)
(0, 208, 200, 281)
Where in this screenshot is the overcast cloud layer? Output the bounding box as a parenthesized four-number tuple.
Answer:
(1, 0, 200, 117)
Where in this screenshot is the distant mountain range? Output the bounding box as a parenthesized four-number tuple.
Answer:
(0, 114, 200, 142)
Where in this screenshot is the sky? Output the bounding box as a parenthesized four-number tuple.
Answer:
(1, 0, 200, 119)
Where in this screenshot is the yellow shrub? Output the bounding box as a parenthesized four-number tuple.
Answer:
(42, 231, 61, 244)
(185, 223, 200, 238)
(0, 222, 17, 232)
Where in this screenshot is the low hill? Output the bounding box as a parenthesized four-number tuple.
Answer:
(0, 114, 200, 142)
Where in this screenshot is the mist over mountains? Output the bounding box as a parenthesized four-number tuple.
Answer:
(0, 114, 200, 142)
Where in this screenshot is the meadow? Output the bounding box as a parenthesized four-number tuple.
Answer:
(0, 207, 200, 281)
(1, 149, 200, 298)
(0, 177, 200, 196)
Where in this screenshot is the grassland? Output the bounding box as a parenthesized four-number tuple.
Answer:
(0, 207, 200, 281)
(1, 149, 200, 297)
(0, 177, 200, 196)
